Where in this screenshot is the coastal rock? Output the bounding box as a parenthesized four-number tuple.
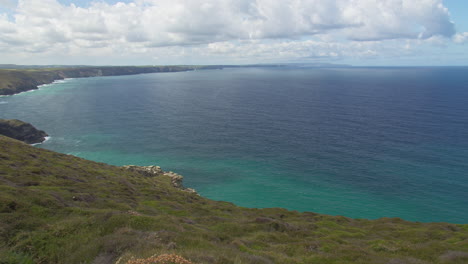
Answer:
(164, 171, 198, 194)
(0, 119, 48, 144)
(164, 171, 184, 188)
(122, 165, 163, 177)
(122, 165, 198, 195)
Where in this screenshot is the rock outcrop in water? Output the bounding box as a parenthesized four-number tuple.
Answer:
(0, 119, 48, 144)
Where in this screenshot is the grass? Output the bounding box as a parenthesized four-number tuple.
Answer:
(0, 134, 467, 263)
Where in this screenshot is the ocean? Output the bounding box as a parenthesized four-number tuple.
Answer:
(2, 66, 468, 223)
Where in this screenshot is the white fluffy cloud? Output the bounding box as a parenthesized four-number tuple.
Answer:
(0, 0, 462, 64)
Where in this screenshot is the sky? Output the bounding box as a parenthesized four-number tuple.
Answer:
(0, 0, 467, 66)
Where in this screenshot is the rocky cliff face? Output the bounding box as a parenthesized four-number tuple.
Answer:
(0, 119, 48, 144)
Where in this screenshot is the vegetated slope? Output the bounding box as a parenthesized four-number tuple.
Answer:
(0, 66, 221, 95)
(0, 135, 467, 264)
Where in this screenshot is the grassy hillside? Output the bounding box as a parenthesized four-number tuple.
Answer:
(0, 66, 222, 95)
(0, 135, 467, 264)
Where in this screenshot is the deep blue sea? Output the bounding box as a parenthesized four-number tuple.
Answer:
(2, 66, 468, 223)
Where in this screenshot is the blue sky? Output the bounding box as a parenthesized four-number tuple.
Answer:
(444, 0, 468, 31)
(0, 0, 467, 66)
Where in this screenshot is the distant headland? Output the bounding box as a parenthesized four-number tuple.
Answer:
(0, 63, 352, 96)
(0, 65, 223, 96)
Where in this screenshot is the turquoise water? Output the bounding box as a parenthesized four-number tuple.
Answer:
(2, 67, 468, 223)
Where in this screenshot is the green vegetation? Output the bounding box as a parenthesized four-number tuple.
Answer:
(0, 66, 222, 95)
(0, 134, 467, 263)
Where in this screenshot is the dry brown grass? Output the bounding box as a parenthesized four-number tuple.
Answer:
(126, 254, 195, 264)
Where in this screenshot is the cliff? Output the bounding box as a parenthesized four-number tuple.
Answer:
(0, 134, 467, 264)
(0, 66, 222, 95)
(0, 119, 48, 144)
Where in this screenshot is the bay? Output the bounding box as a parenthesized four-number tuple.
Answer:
(2, 66, 468, 223)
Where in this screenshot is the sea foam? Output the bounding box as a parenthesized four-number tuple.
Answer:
(31, 136, 51, 146)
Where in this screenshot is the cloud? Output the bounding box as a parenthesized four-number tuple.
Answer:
(0, 0, 462, 64)
(0, 0, 17, 8)
(202, 39, 413, 62)
(342, 0, 455, 40)
(453, 32, 468, 44)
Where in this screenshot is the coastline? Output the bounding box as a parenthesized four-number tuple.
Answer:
(30, 136, 51, 146)
(2, 66, 468, 262)
(3, 66, 468, 223)
(0, 79, 74, 97)
(0, 65, 223, 96)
